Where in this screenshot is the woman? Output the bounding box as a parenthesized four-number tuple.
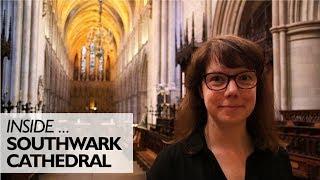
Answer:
(147, 35, 293, 180)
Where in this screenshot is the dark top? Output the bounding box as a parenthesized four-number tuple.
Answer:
(147, 128, 293, 180)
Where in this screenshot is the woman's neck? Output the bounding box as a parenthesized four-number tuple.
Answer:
(204, 117, 253, 154)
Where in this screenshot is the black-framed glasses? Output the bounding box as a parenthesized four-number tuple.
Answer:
(202, 71, 257, 91)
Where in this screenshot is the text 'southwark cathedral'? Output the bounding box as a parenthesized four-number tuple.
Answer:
(1, 0, 320, 179)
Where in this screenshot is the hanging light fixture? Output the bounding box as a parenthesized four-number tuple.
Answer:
(95, 0, 104, 58)
(85, 0, 113, 57)
(81, 0, 114, 81)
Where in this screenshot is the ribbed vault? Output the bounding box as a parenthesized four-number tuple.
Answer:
(53, 0, 134, 67)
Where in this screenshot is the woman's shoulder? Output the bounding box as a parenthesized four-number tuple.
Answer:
(259, 146, 293, 179)
(147, 130, 206, 179)
(146, 142, 184, 180)
(269, 146, 291, 162)
(161, 141, 184, 156)
(275, 147, 293, 179)
(154, 140, 187, 164)
(256, 146, 291, 164)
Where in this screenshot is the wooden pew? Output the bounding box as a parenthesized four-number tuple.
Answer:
(134, 126, 172, 171)
(278, 110, 320, 179)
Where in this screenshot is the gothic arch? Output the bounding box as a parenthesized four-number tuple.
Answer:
(211, 0, 245, 36)
(287, 0, 320, 23)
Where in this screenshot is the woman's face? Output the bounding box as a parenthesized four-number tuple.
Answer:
(201, 60, 256, 126)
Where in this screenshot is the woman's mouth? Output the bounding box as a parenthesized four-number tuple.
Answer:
(219, 105, 244, 109)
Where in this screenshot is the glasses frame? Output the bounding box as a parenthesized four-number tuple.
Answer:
(202, 70, 258, 91)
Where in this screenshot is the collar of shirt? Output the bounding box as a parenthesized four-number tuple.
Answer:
(180, 126, 276, 179)
(181, 125, 271, 158)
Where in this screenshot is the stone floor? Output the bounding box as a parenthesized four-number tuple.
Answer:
(39, 161, 146, 180)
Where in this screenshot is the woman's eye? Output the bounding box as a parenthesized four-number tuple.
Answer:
(239, 75, 251, 81)
(210, 76, 225, 82)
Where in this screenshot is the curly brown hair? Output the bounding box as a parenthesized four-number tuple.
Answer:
(175, 35, 281, 152)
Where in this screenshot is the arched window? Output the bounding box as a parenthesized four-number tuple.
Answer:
(80, 46, 87, 80)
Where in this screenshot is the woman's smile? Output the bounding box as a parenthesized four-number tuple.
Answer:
(218, 105, 244, 109)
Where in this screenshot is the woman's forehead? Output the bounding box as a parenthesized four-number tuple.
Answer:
(205, 61, 250, 74)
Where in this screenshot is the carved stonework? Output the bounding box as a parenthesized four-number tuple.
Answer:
(42, 0, 47, 17)
(38, 76, 45, 109)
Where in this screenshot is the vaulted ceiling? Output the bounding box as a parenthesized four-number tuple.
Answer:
(52, 0, 144, 66)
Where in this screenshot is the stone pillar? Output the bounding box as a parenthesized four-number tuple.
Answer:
(182, 72, 186, 97)
(168, 0, 176, 103)
(271, 0, 320, 111)
(78, 56, 81, 81)
(176, 64, 181, 99)
(271, 1, 281, 119)
(176, 0, 182, 50)
(279, 0, 288, 110)
(279, 30, 287, 110)
(128, 38, 132, 62)
(138, 20, 142, 49)
(133, 95, 138, 124)
(148, 0, 161, 125)
(175, 0, 182, 101)
(160, 0, 168, 86)
(10, 0, 23, 112)
(29, 0, 40, 110)
(207, 0, 212, 38)
(2, 58, 11, 103)
(272, 32, 280, 113)
(287, 21, 320, 109)
(37, 0, 46, 109)
(20, 0, 32, 105)
(86, 50, 90, 81)
(4, 0, 12, 42)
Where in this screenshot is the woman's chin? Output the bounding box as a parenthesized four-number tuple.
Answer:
(216, 113, 247, 125)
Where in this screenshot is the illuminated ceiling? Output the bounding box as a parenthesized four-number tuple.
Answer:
(53, 0, 143, 66)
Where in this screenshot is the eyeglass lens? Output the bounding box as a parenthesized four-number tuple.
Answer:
(205, 71, 257, 90)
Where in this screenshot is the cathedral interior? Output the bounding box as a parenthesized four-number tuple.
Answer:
(1, 0, 320, 179)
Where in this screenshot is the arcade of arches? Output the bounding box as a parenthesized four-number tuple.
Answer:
(1, 0, 320, 179)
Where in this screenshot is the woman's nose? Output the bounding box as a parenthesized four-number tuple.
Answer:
(224, 79, 240, 97)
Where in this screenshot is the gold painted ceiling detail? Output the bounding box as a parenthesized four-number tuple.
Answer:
(53, 0, 136, 66)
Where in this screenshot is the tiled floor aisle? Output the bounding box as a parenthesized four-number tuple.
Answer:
(39, 161, 146, 180)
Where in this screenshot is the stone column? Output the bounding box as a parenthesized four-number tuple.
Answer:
(176, 0, 182, 50)
(29, 0, 40, 110)
(78, 56, 81, 81)
(37, 0, 46, 110)
(4, 1, 12, 42)
(133, 95, 138, 124)
(287, 21, 320, 110)
(2, 58, 11, 103)
(128, 38, 132, 62)
(279, 0, 288, 110)
(176, 64, 181, 99)
(279, 30, 287, 110)
(271, 1, 281, 118)
(168, 0, 176, 103)
(86, 50, 90, 81)
(207, 0, 212, 37)
(10, 0, 23, 112)
(272, 32, 280, 112)
(175, 0, 182, 100)
(20, 0, 32, 105)
(160, 0, 168, 86)
(148, 0, 161, 125)
(138, 20, 142, 49)
(182, 72, 186, 97)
